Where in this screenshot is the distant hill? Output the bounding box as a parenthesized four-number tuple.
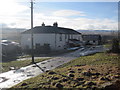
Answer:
(1, 28, 26, 42)
(77, 30, 118, 36)
(2, 28, 26, 33)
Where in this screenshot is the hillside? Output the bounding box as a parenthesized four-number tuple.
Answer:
(12, 52, 120, 89)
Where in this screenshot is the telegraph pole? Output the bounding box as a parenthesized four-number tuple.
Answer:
(118, 1, 120, 41)
(31, 0, 34, 64)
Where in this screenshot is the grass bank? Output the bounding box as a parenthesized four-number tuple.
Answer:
(103, 44, 111, 49)
(58, 52, 119, 68)
(1, 58, 51, 73)
(12, 52, 120, 89)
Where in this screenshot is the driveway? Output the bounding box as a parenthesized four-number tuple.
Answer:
(0, 45, 105, 89)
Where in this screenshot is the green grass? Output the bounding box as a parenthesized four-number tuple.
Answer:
(103, 44, 112, 49)
(59, 52, 120, 68)
(17, 55, 31, 59)
(12, 52, 120, 88)
(1, 58, 51, 73)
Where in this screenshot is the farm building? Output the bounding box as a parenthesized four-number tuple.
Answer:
(82, 34, 102, 45)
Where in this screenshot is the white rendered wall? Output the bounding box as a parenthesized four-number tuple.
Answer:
(21, 33, 82, 51)
(21, 33, 66, 50)
(33, 34, 55, 50)
(21, 34, 56, 50)
(55, 34, 66, 50)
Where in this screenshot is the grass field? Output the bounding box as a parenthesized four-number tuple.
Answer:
(12, 52, 120, 89)
(103, 43, 112, 49)
(1, 58, 51, 73)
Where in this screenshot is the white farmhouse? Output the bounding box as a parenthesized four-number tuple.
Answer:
(21, 22, 82, 51)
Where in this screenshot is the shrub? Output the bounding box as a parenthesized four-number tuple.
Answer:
(111, 38, 119, 53)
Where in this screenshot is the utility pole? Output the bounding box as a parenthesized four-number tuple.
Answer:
(118, 1, 120, 41)
(31, 0, 34, 64)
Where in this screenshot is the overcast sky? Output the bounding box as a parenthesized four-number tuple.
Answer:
(0, 0, 119, 30)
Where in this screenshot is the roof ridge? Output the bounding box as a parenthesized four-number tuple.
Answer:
(22, 26, 81, 34)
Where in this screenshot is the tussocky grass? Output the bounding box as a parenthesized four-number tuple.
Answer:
(12, 52, 120, 88)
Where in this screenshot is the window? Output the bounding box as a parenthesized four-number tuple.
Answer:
(71, 35, 73, 39)
(65, 34, 67, 39)
(68, 34, 70, 39)
(59, 34, 62, 41)
(79, 36, 80, 40)
(35, 43, 40, 49)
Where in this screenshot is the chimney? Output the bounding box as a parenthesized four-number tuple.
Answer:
(53, 22, 58, 27)
(42, 22, 45, 26)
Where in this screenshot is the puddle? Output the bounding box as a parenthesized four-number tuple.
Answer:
(14, 68, 25, 73)
(32, 65, 37, 67)
(59, 61, 64, 63)
(14, 80, 20, 83)
(42, 67, 46, 69)
(21, 75, 25, 77)
(41, 62, 46, 64)
(51, 65, 54, 67)
(0, 77, 8, 83)
(27, 74, 34, 77)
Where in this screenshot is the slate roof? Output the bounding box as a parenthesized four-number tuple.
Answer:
(22, 26, 81, 34)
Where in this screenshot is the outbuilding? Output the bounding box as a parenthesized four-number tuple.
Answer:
(82, 34, 102, 45)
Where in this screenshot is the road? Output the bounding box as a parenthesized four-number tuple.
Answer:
(0, 45, 105, 89)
